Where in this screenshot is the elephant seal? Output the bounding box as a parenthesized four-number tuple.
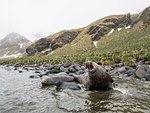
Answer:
(74, 61, 114, 91)
(56, 81, 81, 90)
(41, 76, 74, 86)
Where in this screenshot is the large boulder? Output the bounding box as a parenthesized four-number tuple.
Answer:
(135, 65, 149, 79)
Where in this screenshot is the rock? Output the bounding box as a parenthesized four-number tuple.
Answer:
(14, 63, 20, 67)
(137, 60, 145, 66)
(63, 62, 73, 68)
(125, 69, 136, 75)
(19, 70, 23, 73)
(68, 67, 76, 73)
(75, 66, 81, 71)
(125, 66, 134, 70)
(56, 82, 81, 90)
(81, 66, 86, 70)
(118, 67, 127, 74)
(76, 70, 84, 75)
(135, 65, 149, 79)
(45, 69, 62, 75)
(35, 71, 41, 73)
(119, 63, 124, 67)
(29, 75, 40, 78)
(104, 66, 114, 72)
(145, 67, 150, 81)
(26, 38, 51, 56)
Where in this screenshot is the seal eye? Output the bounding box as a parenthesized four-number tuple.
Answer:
(89, 65, 93, 70)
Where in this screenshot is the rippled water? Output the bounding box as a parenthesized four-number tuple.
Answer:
(0, 66, 150, 113)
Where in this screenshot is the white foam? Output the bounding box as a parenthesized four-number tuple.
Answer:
(113, 88, 128, 94)
(107, 29, 114, 36)
(93, 41, 99, 48)
(125, 25, 131, 29)
(118, 28, 122, 31)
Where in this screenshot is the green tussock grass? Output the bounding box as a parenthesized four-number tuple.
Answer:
(1, 21, 150, 66)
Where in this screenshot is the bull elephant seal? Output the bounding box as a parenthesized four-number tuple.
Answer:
(74, 61, 114, 91)
(56, 81, 81, 90)
(41, 76, 74, 86)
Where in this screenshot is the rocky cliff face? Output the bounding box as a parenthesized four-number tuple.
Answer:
(26, 6, 150, 56)
(26, 30, 82, 56)
(0, 32, 32, 58)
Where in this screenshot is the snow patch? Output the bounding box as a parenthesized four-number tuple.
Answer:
(118, 28, 122, 31)
(48, 51, 54, 55)
(107, 29, 114, 36)
(93, 41, 99, 48)
(42, 48, 51, 53)
(20, 43, 23, 48)
(0, 52, 22, 59)
(71, 43, 77, 47)
(125, 25, 131, 29)
(1, 51, 10, 58)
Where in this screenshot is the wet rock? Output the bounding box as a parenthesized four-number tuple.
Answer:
(56, 81, 81, 90)
(125, 69, 136, 75)
(29, 75, 41, 78)
(75, 66, 81, 71)
(35, 71, 41, 73)
(18, 70, 23, 73)
(125, 66, 134, 70)
(14, 63, 20, 67)
(68, 67, 76, 73)
(63, 62, 73, 68)
(118, 67, 127, 74)
(145, 67, 150, 81)
(135, 65, 149, 79)
(45, 69, 62, 75)
(104, 66, 114, 72)
(119, 63, 124, 67)
(76, 70, 84, 75)
(137, 60, 145, 66)
(81, 66, 86, 70)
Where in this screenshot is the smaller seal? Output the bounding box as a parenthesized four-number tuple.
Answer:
(56, 81, 81, 90)
(41, 76, 74, 86)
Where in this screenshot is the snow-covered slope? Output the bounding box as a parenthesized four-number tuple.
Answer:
(0, 32, 32, 59)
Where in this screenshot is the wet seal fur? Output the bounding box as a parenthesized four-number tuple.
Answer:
(74, 61, 114, 91)
(56, 81, 81, 90)
(41, 76, 74, 86)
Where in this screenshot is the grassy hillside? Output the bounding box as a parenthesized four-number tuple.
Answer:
(1, 6, 150, 65)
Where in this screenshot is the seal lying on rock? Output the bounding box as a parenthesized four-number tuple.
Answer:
(56, 81, 81, 90)
(74, 61, 114, 91)
(41, 76, 74, 86)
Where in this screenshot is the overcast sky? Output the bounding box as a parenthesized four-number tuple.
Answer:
(0, 0, 150, 40)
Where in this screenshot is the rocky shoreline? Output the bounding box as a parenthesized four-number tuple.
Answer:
(2, 60, 150, 89)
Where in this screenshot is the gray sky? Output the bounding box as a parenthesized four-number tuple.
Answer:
(0, 0, 150, 40)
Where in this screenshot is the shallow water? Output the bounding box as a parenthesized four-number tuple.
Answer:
(0, 66, 150, 113)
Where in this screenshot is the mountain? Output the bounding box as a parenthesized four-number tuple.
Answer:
(23, 33, 48, 42)
(26, 6, 150, 62)
(0, 32, 32, 59)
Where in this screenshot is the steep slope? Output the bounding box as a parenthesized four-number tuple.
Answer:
(0, 32, 32, 59)
(26, 6, 150, 58)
